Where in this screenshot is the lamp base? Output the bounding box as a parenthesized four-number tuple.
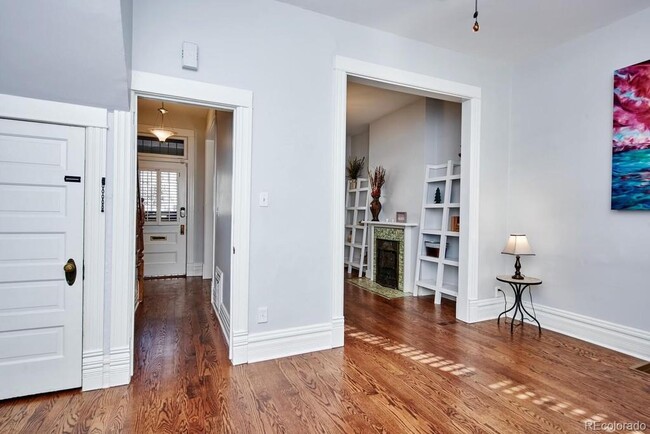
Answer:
(511, 255, 524, 280)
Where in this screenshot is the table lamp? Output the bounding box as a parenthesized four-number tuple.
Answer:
(501, 234, 534, 280)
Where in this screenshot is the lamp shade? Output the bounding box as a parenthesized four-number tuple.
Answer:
(149, 128, 176, 142)
(150, 102, 176, 142)
(501, 234, 534, 256)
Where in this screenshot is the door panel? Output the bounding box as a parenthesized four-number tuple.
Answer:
(138, 161, 187, 277)
(0, 119, 84, 400)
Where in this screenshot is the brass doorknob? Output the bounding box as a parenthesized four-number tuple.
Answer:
(63, 258, 77, 285)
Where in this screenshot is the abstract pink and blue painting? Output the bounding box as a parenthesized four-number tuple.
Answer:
(612, 60, 650, 210)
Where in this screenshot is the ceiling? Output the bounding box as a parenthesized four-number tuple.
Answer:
(276, 0, 650, 61)
(137, 98, 211, 129)
(347, 82, 422, 136)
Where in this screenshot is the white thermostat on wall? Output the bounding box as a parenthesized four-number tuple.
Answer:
(182, 41, 199, 71)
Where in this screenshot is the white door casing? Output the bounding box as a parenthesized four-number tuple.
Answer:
(332, 57, 482, 337)
(129, 71, 252, 365)
(0, 119, 85, 399)
(139, 160, 188, 277)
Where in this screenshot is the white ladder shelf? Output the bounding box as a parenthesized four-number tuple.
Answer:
(414, 160, 461, 303)
(344, 178, 371, 277)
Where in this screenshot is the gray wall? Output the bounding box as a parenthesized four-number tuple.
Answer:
(509, 8, 650, 331)
(214, 111, 234, 313)
(369, 99, 428, 225)
(426, 99, 462, 164)
(349, 130, 369, 164)
(0, 0, 131, 110)
(368, 98, 461, 226)
(131, 0, 513, 332)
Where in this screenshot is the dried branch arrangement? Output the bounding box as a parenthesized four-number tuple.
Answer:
(368, 166, 386, 198)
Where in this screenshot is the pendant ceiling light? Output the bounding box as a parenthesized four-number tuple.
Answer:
(472, 0, 480, 32)
(150, 102, 176, 142)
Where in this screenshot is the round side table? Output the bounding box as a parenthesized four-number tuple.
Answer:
(496, 275, 542, 334)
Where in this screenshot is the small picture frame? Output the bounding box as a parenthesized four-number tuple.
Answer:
(396, 211, 407, 223)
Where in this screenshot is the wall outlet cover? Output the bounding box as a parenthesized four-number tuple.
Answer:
(259, 192, 269, 207)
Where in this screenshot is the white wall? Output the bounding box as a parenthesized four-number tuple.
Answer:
(369, 99, 427, 224)
(369, 98, 461, 226)
(509, 8, 650, 332)
(348, 129, 369, 164)
(132, 0, 512, 333)
(214, 111, 234, 313)
(426, 99, 462, 164)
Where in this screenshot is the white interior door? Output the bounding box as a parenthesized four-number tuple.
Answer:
(0, 119, 84, 400)
(139, 161, 187, 277)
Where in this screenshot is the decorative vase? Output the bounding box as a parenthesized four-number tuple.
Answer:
(370, 194, 382, 221)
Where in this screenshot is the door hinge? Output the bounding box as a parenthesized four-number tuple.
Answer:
(233, 246, 235, 254)
(82, 261, 85, 280)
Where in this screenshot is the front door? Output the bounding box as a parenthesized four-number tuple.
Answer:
(0, 119, 84, 399)
(138, 161, 187, 277)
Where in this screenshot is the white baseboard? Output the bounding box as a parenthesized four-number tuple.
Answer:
(107, 346, 131, 387)
(82, 349, 104, 391)
(332, 317, 345, 347)
(231, 330, 248, 365)
(468, 296, 650, 360)
(212, 299, 231, 346)
(210, 266, 230, 348)
(528, 302, 650, 361)
(468, 297, 504, 323)
(247, 322, 335, 364)
(202, 264, 212, 280)
(82, 346, 131, 391)
(186, 262, 203, 276)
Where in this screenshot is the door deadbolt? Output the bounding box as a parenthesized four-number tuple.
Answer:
(63, 258, 77, 286)
(180, 207, 186, 218)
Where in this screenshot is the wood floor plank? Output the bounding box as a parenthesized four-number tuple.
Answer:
(0, 276, 647, 433)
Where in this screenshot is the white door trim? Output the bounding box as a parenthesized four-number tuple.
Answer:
(203, 138, 216, 279)
(82, 127, 107, 390)
(109, 111, 137, 386)
(131, 71, 252, 109)
(0, 94, 108, 128)
(0, 93, 109, 391)
(332, 57, 482, 337)
(119, 71, 252, 368)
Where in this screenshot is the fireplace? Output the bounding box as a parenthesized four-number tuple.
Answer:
(376, 238, 399, 289)
(369, 224, 417, 293)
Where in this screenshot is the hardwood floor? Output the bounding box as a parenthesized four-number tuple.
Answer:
(1, 277, 648, 433)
